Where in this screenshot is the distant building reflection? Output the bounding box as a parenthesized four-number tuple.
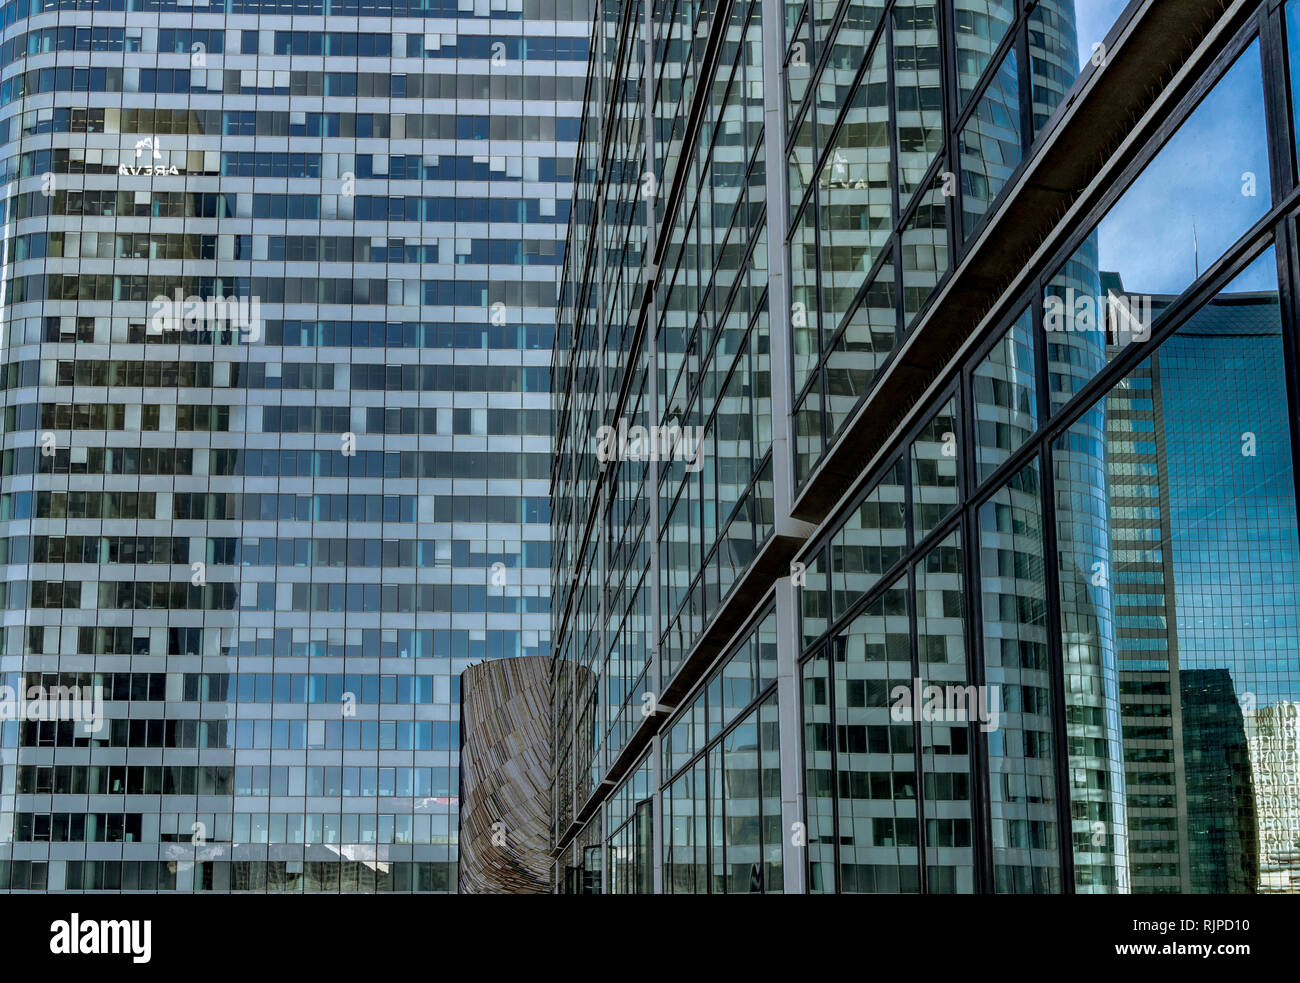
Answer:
(1247, 702, 1300, 892)
(1103, 280, 1300, 893)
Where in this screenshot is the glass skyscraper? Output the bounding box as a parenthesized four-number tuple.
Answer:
(0, 0, 586, 892)
(551, 0, 1300, 894)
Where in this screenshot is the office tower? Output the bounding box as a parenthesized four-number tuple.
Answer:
(551, 0, 1300, 894)
(1104, 283, 1292, 894)
(0, 0, 586, 893)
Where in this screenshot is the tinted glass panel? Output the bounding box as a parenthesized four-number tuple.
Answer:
(1054, 249, 1300, 893)
(893, 0, 945, 207)
(911, 397, 960, 539)
(954, 0, 1015, 107)
(960, 46, 1022, 237)
(1044, 42, 1271, 412)
(979, 460, 1062, 892)
(802, 648, 836, 892)
(831, 457, 907, 619)
(917, 531, 974, 893)
(974, 307, 1037, 482)
(824, 248, 897, 437)
(834, 577, 918, 892)
(818, 40, 891, 336)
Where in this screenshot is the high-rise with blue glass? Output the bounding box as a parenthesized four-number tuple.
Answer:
(0, 0, 586, 892)
(551, 0, 1300, 894)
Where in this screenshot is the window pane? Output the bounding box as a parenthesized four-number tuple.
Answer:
(916, 531, 975, 892)
(818, 40, 892, 337)
(789, 110, 816, 215)
(901, 167, 950, 325)
(802, 648, 836, 892)
(953, 0, 1015, 107)
(1028, 0, 1081, 136)
(911, 396, 960, 539)
(960, 46, 1022, 237)
(839, 0, 886, 46)
(979, 460, 1061, 892)
(795, 378, 823, 480)
(824, 248, 897, 438)
(723, 711, 762, 892)
(834, 576, 918, 892)
(831, 456, 907, 619)
(1054, 248, 1300, 893)
(893, 0, 945, 206)
(790, 199, 820, 393)
(1045, 41, 1271, 412)
(974, 307, 1037, 482)
(800, 548, 829, 647)
(786, 14, 811, 129)
(759, 695, 784, 892)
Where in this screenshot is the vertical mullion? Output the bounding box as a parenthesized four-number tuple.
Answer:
(1262, 0, 1296, 202)
(957, 363, 994, 894)
(937, 0, 959, 263)
(828, 639, 841, 893)
(1032, 256, 1075, 893)
(887, 13, 905, 345)
(1015, 4, 1033, 153)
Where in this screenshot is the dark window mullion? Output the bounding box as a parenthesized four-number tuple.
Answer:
(956, 357, 995, 894)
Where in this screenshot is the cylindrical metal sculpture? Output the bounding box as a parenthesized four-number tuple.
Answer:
(458, 656, 552, 894)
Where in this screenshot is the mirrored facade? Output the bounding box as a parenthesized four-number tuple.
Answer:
(0, 0, 587, 892)
(553, 0, 1300, 894)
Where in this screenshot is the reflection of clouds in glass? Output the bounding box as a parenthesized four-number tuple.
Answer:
(1096, 43, 1268, 296)
(1073, 0, 1132, 69)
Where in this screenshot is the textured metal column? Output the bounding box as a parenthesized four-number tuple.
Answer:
(459, 656, 553, 894)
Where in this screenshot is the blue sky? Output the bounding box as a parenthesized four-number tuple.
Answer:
(1095, 41, 1273, 296)
(1073, 0, 1133, 70)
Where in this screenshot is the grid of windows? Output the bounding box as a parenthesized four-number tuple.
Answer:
(787, 0, 1133, 483)
(663, 610, 782, 893)
(797, 18, 1300, 893)
(0, 0, 587, 891)
(555, 0, 1300, 896)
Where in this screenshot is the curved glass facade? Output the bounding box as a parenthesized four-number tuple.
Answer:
(0, 0, 586, 892)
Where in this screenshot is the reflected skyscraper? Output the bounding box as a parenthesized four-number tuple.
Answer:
(1103, 283, 1300, 893)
